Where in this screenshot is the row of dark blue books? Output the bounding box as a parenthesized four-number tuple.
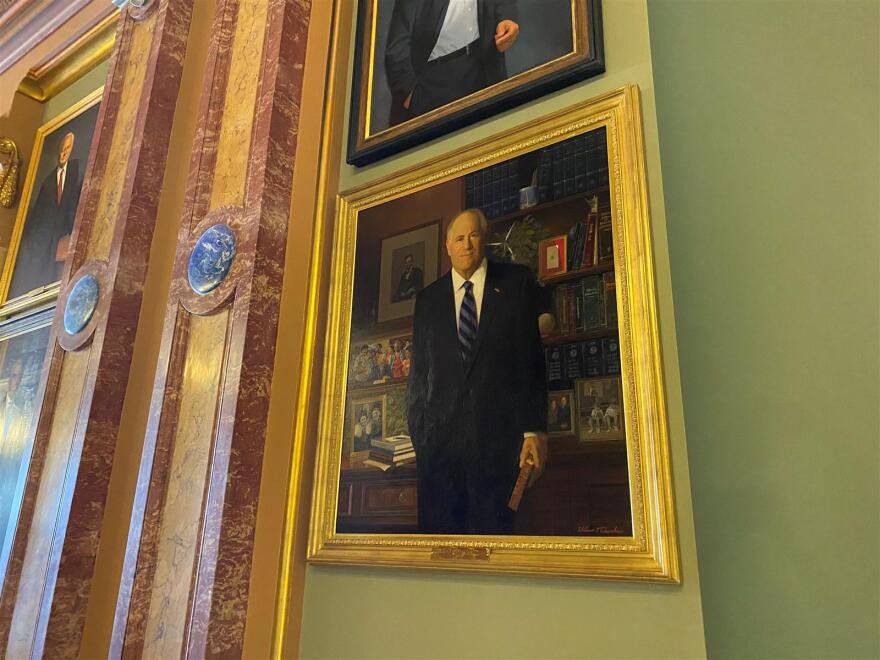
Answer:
(545, 336, 621, 391)
(537, 127, 609, 204)
(464, 160, 521, 219)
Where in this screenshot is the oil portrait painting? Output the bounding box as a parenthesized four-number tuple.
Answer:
(311, 88, 680, 582)
(348, 0, 604, 165)
(0, 313, 51, 579)
(1, 94, 100, 305)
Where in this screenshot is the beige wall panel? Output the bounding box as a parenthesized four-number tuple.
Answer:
(6, 348, 91, 656)
(141, 309, 229, 658)
(209, 0, 270, 212)
(86, 13, 156, 261)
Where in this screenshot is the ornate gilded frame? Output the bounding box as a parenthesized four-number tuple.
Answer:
(0, 86, 102, 312)
(308, 85, 680, 581)
(348, 0, 604, 166)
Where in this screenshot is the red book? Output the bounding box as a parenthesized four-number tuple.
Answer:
(508, 464, 534, 511)
(581, 210, 598, 268)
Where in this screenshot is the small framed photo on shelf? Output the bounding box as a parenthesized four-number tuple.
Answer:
(377, 222, 439, 323)
(547, 390, 576, 436)
(574, 377, 624, 442)
(348, 394, 387, 456)
(538, 235, 567, 279)
(347, 334, 412, 389)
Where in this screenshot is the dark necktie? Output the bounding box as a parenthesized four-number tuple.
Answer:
(458, 280, 478, 363)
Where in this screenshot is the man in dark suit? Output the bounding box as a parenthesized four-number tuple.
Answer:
(9, 131, 81, 299)
(407, 208, 547, 534)
(392, 253, 424, 302)
(385, 0, 519, 127)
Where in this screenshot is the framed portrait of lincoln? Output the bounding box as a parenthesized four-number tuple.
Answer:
(347, 0, 604, 166)
(0, 88, 101, 307)
(308, 86, 680, 581)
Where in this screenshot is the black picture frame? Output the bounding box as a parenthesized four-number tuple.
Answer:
(347, 0, 604, 167)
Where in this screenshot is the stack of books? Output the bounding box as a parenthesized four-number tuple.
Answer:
(546, 336, 622, 390)
(363, 435, 416, 471)
(464, 160, 521, 219)
(552, 271, 617, 336)
(536, 127, 609, 203)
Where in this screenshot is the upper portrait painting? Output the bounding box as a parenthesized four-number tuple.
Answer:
(348, 0, 604, 166)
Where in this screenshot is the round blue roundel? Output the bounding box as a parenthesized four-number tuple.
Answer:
(64, 274, 100, 335)
(187, 223, 237, 295)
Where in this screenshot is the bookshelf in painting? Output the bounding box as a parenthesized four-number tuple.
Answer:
(464, 125, 632, 536)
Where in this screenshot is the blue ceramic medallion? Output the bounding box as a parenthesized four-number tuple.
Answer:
(187, 223, 237, 295)
(64, 274, 100, 335)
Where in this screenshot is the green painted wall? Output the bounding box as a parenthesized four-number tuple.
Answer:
(646, 1, 880, 658)
(42, 60, 109, 123)
(299, 1, 708, 658)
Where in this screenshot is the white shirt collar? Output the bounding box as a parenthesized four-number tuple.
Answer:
(451, 257, 487, 291)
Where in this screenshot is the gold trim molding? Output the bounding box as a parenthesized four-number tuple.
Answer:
(18, 12, 117, 102)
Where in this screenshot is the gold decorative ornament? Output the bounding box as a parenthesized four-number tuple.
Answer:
(0, 138, 19, 208)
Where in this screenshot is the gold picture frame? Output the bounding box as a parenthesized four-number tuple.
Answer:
(308, 85, 680, 581)
(0, 87, 102, 310)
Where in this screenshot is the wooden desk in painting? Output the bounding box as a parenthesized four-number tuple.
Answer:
(336, 440, 631, 537)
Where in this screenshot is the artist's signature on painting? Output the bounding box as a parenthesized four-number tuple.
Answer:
(577, 525, 624, 535)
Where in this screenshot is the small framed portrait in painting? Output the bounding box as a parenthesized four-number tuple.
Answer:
(348, 0, 605, 166)
(538, 235, 567, 279)
(348, 334, 412, 389)
(0, 88, 101, 306)
(574, 376, 624, 441)
(547, 389, 575, 436)
(348, 395, 387, 455)
(377, 222, 440, 323)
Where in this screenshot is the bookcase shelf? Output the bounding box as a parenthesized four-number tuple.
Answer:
(346, 379, 408, 395)
(486, 187, 610, 227)
(542, 326, 617, 346)
(540, 261, 615, 286)
(548, 436, 626, 457)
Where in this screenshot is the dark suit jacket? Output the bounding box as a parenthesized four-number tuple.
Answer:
(406, 260, 546, 533)
(10, 160, 81, 298)
(393, 265, 424, 302)
(385, 0, 517, 106)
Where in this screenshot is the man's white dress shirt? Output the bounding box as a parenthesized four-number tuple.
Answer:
(429, 0, 480, 61)
(450, 258, 539, 442)
(56, 163, 67, 202)
(451, 257, 487, 330)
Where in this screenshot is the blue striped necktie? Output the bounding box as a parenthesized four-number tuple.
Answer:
(459, 280, 478, 363)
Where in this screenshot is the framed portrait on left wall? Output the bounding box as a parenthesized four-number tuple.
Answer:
(347, 0, 604, 166)
(0, 87, 101, 307)
(0, 306, 52, 580)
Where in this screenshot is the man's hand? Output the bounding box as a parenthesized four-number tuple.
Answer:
(519, 433, 548, 486)
(494, 20, 519, 53)
(403, 90, 413, 109)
